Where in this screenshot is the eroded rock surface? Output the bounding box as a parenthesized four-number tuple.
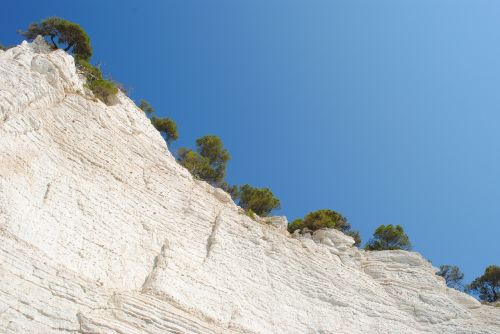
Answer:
(0, 40, 499, 333)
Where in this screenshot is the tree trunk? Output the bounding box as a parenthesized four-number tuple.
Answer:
(50, 35, 58, 49)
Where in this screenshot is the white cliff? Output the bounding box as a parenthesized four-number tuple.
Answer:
(0, 39, 499, 334)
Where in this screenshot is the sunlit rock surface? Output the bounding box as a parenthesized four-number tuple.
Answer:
(0, 39, 499, 334)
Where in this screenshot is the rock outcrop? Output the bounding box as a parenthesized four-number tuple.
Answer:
(0, 39, 499, 334)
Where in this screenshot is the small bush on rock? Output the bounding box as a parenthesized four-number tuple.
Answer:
(288, 209, 350, 233)
(236, 184, 280, 217)
(151, 116, 178, 144)
(288, 209, 361, 246)
(178, 135, 230, 186)
(137, 99, 178, 144)
(364, 224, 411, 251)
(75, 59, 117, 103)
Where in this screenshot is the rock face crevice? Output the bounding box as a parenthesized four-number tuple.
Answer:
(0, 39, 499, 333)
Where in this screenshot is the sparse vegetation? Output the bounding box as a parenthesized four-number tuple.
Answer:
(364, 224, 411, 251)
(467, 265, 499, 302)
(437, 265, 464, 290)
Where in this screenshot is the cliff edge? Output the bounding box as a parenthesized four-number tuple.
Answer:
(0, 39, 498, 333)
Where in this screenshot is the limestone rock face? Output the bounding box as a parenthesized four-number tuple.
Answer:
(0, 40, 499, 334)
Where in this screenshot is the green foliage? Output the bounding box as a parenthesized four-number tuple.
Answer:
(346, 230, 362, 247)
(178, 135, 230, 186)
(0, 44, 5, 51)
(245, 209, 257, 220)
(467, 265, 500, 302)
(177, 148, 211, 179)
(288, 209, 361, 246)
(236, 184, 280, 217)
(139, 99, 154, 115)
(75, 59, 117, 103)
(364, 224, 412, 251)
(151, 116, 178, 144)
(437, 265, 464, 290)
(20, 17, 92, 61)
(290, 209, 350, 233)
(137, 99, 178, 144)
(76, 59, 102, 81)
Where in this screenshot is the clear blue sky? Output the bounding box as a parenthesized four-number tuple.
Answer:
(2, 0, 499, 283)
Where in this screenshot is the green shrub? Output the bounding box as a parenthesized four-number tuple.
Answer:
(237, 184, 280, 217)
(20, 17, 92, 61)
(245, 209, 257, 220)
(151, 116, 178, 144)
(364, 224, 411, 251)
(289, 209, 350, 233)
(287, 218, 304, 234)
(178, 135, 230, 186)
(177, 148, 211, 179)
(288, 209, 361, 246)
(75, 59, 117, 103)
(76, 59, 102, 82)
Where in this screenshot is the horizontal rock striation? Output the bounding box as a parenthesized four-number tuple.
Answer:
(0, 39, 499, 333)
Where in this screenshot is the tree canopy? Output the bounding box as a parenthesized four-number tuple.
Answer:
(364, 224, 412, 251)
(178, 135, 230, 186)
(20, 17, 92, 61)
(467, 265, 500, 302)
(437, 265, 464, 290)
(236, 184, 280, 217)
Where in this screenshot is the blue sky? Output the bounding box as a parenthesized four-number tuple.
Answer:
(2, 0, 499, 283)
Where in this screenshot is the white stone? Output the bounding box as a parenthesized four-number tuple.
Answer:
(0, 40, 499, 334)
